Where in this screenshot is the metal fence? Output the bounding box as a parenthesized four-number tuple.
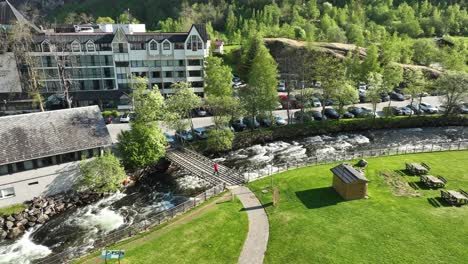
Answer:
(34, 183, 225, 264)
(240, 140, 468, 182)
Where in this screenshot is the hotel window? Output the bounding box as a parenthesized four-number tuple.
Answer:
(0, 165, 7, 176)
(186, 35, 203, 51)
(86, 42, 95, 52)
(177, 71, 185, 78)
(174, 43, 184, 49)
(163, 42, 171, 50)
(164, 71, 173, 78)
(42, 42, 51, 52)
(188, 59, 202, 66)
(0, 187, 15, 199)
(189, 70, 202, 77)
(71, 42, 81, 52)
(178, 60, 185, 66)
(150, 42, 158, 50)
(130, 43, 146, 50)
(152, 71, 161, 78)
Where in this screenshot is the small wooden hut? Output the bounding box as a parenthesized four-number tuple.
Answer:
(331, 164, 369, 200)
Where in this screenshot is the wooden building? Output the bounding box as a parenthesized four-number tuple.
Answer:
(331, 164, 369, 200)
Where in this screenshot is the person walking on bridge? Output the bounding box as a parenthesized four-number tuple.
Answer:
(213, 163, 219, 175)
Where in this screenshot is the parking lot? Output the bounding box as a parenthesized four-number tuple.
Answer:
(107, 96, 443, 143)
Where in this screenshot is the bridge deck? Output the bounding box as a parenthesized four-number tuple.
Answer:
(166, 148, 244, 186)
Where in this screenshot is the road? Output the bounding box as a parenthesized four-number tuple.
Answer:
(107, 96, 443, 143)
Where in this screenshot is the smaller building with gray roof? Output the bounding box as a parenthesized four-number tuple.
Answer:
(331, 163, 369, 200)
(0, 106, 112, 206)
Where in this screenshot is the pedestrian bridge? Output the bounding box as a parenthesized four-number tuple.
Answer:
(166, 148, 245, 186)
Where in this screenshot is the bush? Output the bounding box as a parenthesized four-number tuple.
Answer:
(78, 152, 127, 193)
(102, 110, 120, 118)
(207, 128, 235, 153)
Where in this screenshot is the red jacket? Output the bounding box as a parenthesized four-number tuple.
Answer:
(214, 163, 219, 171)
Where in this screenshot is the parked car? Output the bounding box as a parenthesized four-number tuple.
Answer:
(311, 97, 322, 107)
(398, 106, 414, 116)
(175, 130, 194, 142)
(294, 111, 314, 122)
(342, 112, 355, 118)
(275, 116, 287, 126)
(164, 133, 175, 145)
(258, 116, 273, 127)
(230, 119, 247, 132)
(347, 106, 374, 118)
(457, 103, 468, 114)
(419, 102, 438, 114)
(324, 108, 340, 119)
(243, 116, 261, 129)
(390, 91, 405, 101)
(310, 111, 327, 121)
(277, 81, 286, 92)
(381, 93, 390, 102)
(193, 127, 208, 140)
(120, 113, 131, 123)
(358, 82, 367, 90)
(406, 104, 424, 115)
(195, 108, 207, 117)
(383, 106, 402, 116)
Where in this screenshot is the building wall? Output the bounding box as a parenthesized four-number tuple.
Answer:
(332, 175, 368, 200)
(0, 161, 81, 207)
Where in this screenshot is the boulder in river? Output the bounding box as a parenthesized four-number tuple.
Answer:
(7, 227, 22, 239)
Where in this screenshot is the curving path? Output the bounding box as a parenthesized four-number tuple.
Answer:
(231, 186, 269, 264)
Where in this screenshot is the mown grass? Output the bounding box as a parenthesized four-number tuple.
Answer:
(0, 203, 26, 216)
(77, 196, 248, 264)
(248, 150, 468, 264)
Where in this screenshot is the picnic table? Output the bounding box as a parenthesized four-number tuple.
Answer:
(406, 162, 430, 175)
(421, 175, 446, 188)
(441, 190, 468, 206)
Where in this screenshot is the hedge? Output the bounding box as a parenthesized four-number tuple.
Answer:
(233, 115, 468, 149)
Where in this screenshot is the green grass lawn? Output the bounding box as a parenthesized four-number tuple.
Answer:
(78, 196, 248, 264)
(248, 150, 468, 264)
(0, 203, 26, 216)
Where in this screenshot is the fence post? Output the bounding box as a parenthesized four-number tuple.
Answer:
(458, 142, 461, 150)
(204, 190, 207, 201)
(431, 144, 434, 152)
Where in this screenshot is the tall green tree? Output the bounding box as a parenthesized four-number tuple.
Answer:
(240, 34, 263, 79)
(332, 82, 359, 117)
(436, 71, 468, 115)
(131, 77, 165, 123)
(366, 72, 384, 119)
(240, 43, 278, 129)
(361, 44, 381, 79)
(165, 82, 202, 133)
(78, 152, 126, 193)
(204, 56, 233, 97)
(117, 122, 167, 172)
(382, 63, 404, 110)
(404, 69, 427, 116)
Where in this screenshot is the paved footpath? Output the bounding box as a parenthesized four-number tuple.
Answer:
(231, 186, 269, 264)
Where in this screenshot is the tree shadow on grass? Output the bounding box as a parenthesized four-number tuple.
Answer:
(240, 202, 273, 212)
(295, 187, 343, 209)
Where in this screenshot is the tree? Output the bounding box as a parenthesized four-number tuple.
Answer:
(117, 122, 167, 171)
(332, 82, 359, 117)
(240, 43, 278, 129)
(361, 44, 381, 79)
(436, 71, 468, 115)
(206, 128, 235, 153)
(404, 69, 427, 116)
(382, 63, 404, 111)
(96, 17, 115, 24)
(9, 22, 44, 111)
(165, 82, 202, 133)
(366, 72, 384, 119)
(118, 11, 139, 24)
(412, 39, 437, 66)
(204, 56, 233, 97)
(240, 34, 263, 79)
(131, 77, 165, 123)
(78, 152, 126, 193)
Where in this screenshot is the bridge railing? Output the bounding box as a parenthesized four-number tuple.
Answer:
(34, 183, 225, 264)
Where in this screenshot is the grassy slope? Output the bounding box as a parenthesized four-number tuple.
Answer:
(78, 196, 248, 264)
(248, 151, 468, 264)
(0, 204, 26, 216)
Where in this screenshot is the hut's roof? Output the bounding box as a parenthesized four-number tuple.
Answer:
(331, 164, 368, 184)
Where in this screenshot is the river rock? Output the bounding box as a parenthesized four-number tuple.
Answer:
(6, 215, 15, 222)
(56, 203, 65, 211)
(27, 216, 37, 222)
(27, 222, 36, 227)
(0, 230, 7, 239)
(36, 214, 49, 224)
(5, 221, 14, 229)
(13, 214, 23, 221)
(7, 227, 22, 239)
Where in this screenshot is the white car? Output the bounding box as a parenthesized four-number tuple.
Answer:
(312, 97, 322, 108)
(278, 82, 286, 92)
(120, 113, 131, 123)
(419, 103, 438, 114)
